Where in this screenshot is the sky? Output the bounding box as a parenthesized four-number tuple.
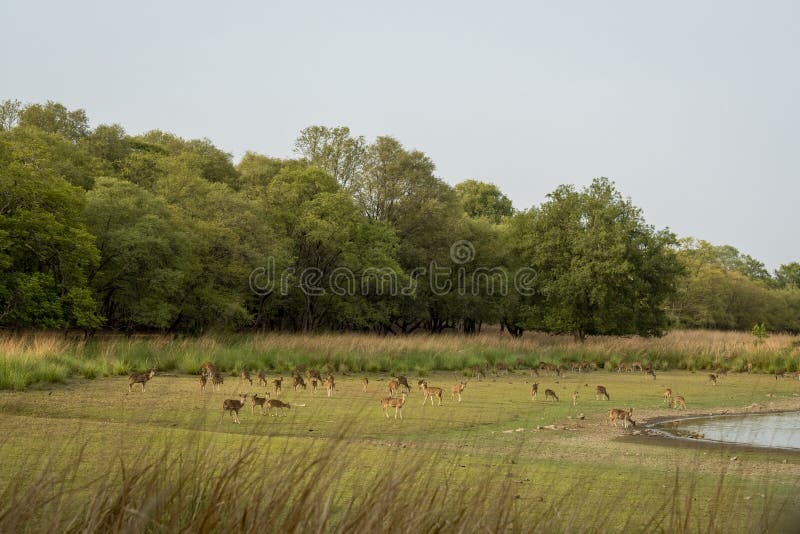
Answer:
(2, 1, 798, 269)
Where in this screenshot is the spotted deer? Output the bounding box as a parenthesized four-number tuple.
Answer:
(222, 394, 248, 424)
(646, 368, 657, 379)
(257, 371, 268, 387)
(544, 389, 559, 402)
(608, 408, 635, 428)
(325, 374, 335, 397)
(451, 381, 467, 402)
(251, 393, 270, 414)
(293, 375, 307, 391)
(381, 393, 407, 419)
(266, 398, 291, 416)
(595, 385, 610, 401)
(395, 376, 411, 394)
(663, 387, 672, 405)
(307, 369, 323, 383)
(211, 372, 224, 391)
(672, 395, 686, 410)
(272, 377, 283, 395)
(418, 380, 443, 406)
(571, 390, 579, 406)
(746, 361, 753, 374)
(128, 368, 156, 392)
(362, 377, 369, 392)
(200, 373, 208, 392)
(530, 382, 539, 401)
(240, 370, 253, 387)
(200, 362, 217, 380)
(707, 374, 717, 386)
(388, 379, 400, 397)
(311, 379, 318, 393)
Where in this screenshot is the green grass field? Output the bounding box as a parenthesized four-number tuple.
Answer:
(1, 366, 799, 532)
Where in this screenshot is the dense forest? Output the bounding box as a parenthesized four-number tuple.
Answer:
(1, 100, 798, 336)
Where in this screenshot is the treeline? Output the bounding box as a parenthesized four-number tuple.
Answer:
(1, 100, 798, 336)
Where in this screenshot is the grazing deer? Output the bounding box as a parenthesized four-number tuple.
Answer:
(672, 395, 686, 410)
(257, 371, 268, 387)
(266, 398, 291, 416)
(663, 387, 672, 405)
(395, 375, 411, 393)
(418, 380, 443, 406)
(616, 363, 630, 374)
(222, 394, 248, 424)
(211, 372, 224, 391)
(200, 373, 208, 392)
(362, 377, 369, 392)
(774, 371, 785, 380)
(129, 368, 156, 392)
(251, 393, 270, 414)
(571, 390, 579, 406)
(707, 374, 717, 386)
(544, 389, 559, 402)
(272, 377, 282, 395)
(293, 375, 307, 391)
(631, 362, 643, 373)
(595, 385, 610, 401)
(325, 374, 335, 397)
(530, 382, 539, 401)
(381, 393, 407, 419)
(451, 381, 467, 402)
(529, 368, 539, 378)
(608, 408, 635, 428)
(240, 370, 253, 386)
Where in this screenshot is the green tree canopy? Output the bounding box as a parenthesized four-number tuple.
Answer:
(454, 179, 514, 223)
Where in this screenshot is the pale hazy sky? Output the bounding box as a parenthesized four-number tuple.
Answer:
(3, 1, 798, 269)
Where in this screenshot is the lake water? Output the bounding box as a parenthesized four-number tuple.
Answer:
(656, 412, 800, 450)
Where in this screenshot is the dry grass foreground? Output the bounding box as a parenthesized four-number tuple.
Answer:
(1, 365, 799, 532)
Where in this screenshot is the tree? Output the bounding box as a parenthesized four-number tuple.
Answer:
(454, 179, 514, 223)
(18, 101, 90, 142)
(0, 136, 101, 329)
(512, 178, 683, 340)
(294, 126, 366, 188)
(774, 262, 800, 289)
(0, 99, 23, 131)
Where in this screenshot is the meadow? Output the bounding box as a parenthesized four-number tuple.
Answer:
(0, 330, 799, 532)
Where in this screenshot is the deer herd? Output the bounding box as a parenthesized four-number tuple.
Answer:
(124, 357, 787, 431)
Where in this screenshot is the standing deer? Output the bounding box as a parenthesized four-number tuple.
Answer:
(707, 374, 718, 386)
(544, 389, 559, 402)
(310, 379, 318, 393)
(272, 377, 283, 395)
(307, 369, 323, 383)
(266, 398, 291, 416)
(388, 379, 400, 396)
(222, 394, 248, 424)
(663, 387, 672, 405)
(631, 362, 643, 373)
(646, 369, 657, 379)
(395, 376, 411, 394)
(200, 373, 208, 392)
(672, 395, 686, 410)
(451, 381, 467, 402)
(418, 380, 443, 406)
(128, 368, 156, 392)
(211, 372, 224, 391)
(530, 382, 539, 401)
(200, 362, 216, 379)
(240, 370, 253, 386)
(251, 393, 270, 414)
(362, 377, 369, 392)
(746, 361, 753, 374)
(571, 390, 579, 406)
(381, 393, 407, 419)
(595, 385, 610, 401)
(608, 408, 635, 428)
(293, 375, 307, 391)
(325, 374, 335, 397)
(257, 371, 268, 387)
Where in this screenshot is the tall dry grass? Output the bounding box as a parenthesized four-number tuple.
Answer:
(0, 329, 798, 390)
